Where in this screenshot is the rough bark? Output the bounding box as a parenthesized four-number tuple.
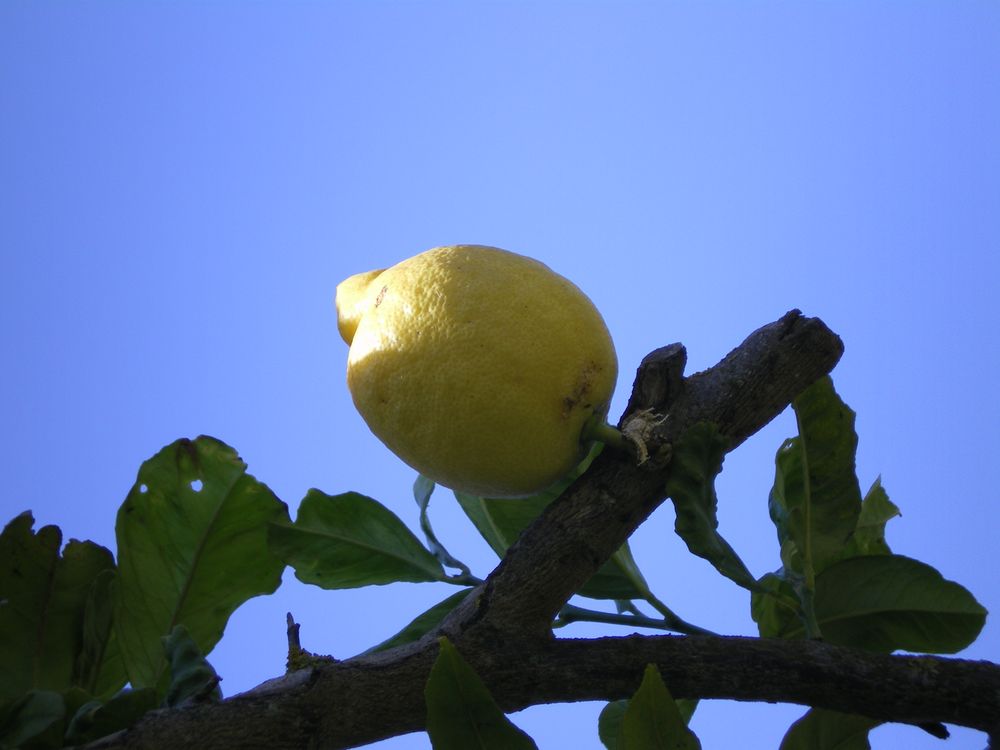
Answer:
(88, 311, 1000, 749)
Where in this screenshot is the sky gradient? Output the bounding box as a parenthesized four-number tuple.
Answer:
(2, 3, 999, 748)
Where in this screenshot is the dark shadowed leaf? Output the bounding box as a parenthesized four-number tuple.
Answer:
(64, 688, 158, 745)
(813, 555, 987, 653)
(768, 377, 863, 577)
(0, 513, 116, 699)
(754, 554, 986, 653)
(664, 423, 757, 591)
(674, 700, 698, 726)
(363, 589, 472, 655)
(779, 708, 880, 750)
(750, 572, 801, 639)
(600, 697, 698, 749)
(425, 637, 537, 750)
(598, 700, 629, 749)
(163, 625, 222, 706)
(761, 555, 987, 652)
(619, 664, 701, 749)
(0, 690, 64, 750)
(75, 569, 127, 699)
(270, 489, 445, 589)
(578, 545, 651, 600)
(115, 436, 288, 693)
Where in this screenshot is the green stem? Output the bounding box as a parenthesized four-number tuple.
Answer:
(554, 603, 716, 637)
(641, 593, 718, 636)
(440, 572, 484, 587)
(614, 554, 717, 637)
(581, 415, 628, 451)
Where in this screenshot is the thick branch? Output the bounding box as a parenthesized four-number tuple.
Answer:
(88, 312, 1000, 750)
(448, 309, 843, 636)
(93, 635, 1000, 749)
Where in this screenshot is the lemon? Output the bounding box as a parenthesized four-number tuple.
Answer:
(335, 245, 617, 498)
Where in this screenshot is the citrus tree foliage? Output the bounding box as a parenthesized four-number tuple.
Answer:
(0, 379, 988, 749)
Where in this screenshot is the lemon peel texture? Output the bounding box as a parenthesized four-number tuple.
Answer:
(335, 244, 618, 498)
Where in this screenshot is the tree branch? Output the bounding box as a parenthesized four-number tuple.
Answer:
(91, 634, 1000, 749)
(88, 311, 1000, 750)
(451, 309, 843, 637)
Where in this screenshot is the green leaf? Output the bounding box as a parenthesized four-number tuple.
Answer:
(600, 698, 698, 750)
(779, 708, 880, 750)
(414, 477, 471, 576)
(363, 589, 473, 655)
(75, 569, 127, 699)
(763, 555, 987, 652)
(114, 436, 289, 693)
(812, 555, 987, 653)
(768, 377, 863, 578)
(750, 572, 801, 639)
(664, 423, 758, 591)
(163, 625, 222, 706)
(579, 545, 651, 601)
(270, 489, 445, 589)
(0, 512, 116, 699)
(619, 664, 701, 750)
(455, 446, 648, 600)
(454, 442, 602, 555)
(674, 700, 698, 726)
(0, 690, 64, 750)
(755, 478, 903, 640)
(841, 477, 900, 559)
(598, 700, 629, 749)
(64, 688, 158, 745)
(425, 637, 537, 750)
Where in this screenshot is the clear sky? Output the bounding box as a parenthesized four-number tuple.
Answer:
(2, 2, 998, 748)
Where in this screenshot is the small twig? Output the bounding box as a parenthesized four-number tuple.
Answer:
(286, 612, 301, 654)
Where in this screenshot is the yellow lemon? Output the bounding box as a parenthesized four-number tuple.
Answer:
(335, 245, 617, 498)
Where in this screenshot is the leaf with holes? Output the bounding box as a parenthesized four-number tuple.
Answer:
(425, 637, 537, 750)
(0, 512, 117, 700)
(114, 436, 288, 693)
(269, 490, 445, 589)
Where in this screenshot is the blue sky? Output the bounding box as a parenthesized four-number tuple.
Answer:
(2, 3, 998, 748)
